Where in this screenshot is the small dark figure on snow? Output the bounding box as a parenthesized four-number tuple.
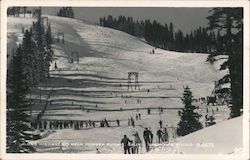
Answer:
(121, 135, 132, 154)
(138, 113, 141, 120)
(143, 128, 152, 152)
(104, 118, 109, 127)
(100, 120, 104, 127)
(178, 110, 181, 116)
(117, 119, 120, 126)
(163, 127, 169, 142)
(147, 108, 151, 115)
(156, 129, 164, 143)
(159, 120, 163, 128)
(131, 119, 135, 128)
(128, 118, 131, 126)
(55, 62, 58, 69)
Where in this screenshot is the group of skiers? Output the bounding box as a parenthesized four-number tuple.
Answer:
(128, 117, 135, 127)
(31, 118, 121, 130)
(120, 125, 175, 154)
(120, 127, 163, 154)
(128, 113, 142, 127)
(30, 120, 96, 130)
(149, 49, 155, 54)
(156, 127, 169, 143)
(100, 118, 110, 127)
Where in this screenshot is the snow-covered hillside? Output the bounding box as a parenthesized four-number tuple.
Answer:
(150, 116, 243, 154)
(7, 15, 236, 154)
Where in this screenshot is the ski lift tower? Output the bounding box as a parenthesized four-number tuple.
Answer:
(127, 72, 140, 90)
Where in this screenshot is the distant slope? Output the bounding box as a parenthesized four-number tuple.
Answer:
(7, 15, 229, 120)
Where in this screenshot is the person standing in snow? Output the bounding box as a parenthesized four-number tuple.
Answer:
(54, 62, 58, 69)
(128, 118, 131, 126)
(157, 129, 164, 143)
(121, 135, 132, 154)
(147, 108, 151, 115)
(131, 119, 135, 128)
(163, 127, 169, 143)
(149, 128, 153, 144)
(159, 120, 163, 128)
(143, 128, 152, 152)
(131, 131, 141, 154)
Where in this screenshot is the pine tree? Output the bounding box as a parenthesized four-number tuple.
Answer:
(207, 8, 243, 118)
(7, 45, 34, 153)
(177, 86, 203, 136)
(22, 30, 37, 87)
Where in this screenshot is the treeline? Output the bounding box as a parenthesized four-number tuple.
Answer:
(100, 15, 216, 53)
(7, 7, 30, 17)
(57, 7, 74, 18)
(207, 8, 243, 118)
(7, 9, 53, 153)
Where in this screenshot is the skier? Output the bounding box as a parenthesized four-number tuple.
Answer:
(138, 113, 141, 120)
(131, 131, 141, 154)
(147, 108, 151, 115)
(178, 110, 181, 116)
(104, 118, 109, 127)
(117, 119, 120, 126)
(121, 135, 132, 154)
(92, 122, 96, 128)
(131, 119, 135, 128)
(143, 128, 152, 152)
(163, 127, 169, 143)
(156, 129, 164, 143)
(159, 120, 163, 128)
(128, 118, 131, 126)
(55, 62, 58, 69)
(149, 128, 153, 144)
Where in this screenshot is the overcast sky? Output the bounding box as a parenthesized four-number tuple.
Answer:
(42, 7, 211, 34)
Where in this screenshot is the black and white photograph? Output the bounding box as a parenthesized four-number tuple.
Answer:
(1, 1, 249, 159)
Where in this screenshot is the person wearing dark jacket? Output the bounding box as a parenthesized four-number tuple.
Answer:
(157, 129, 164, 143)
(143, 128, 152, 152)
(121, 135, 132, 154)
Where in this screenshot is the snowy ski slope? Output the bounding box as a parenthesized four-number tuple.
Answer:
(7, 15, 236, 154)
